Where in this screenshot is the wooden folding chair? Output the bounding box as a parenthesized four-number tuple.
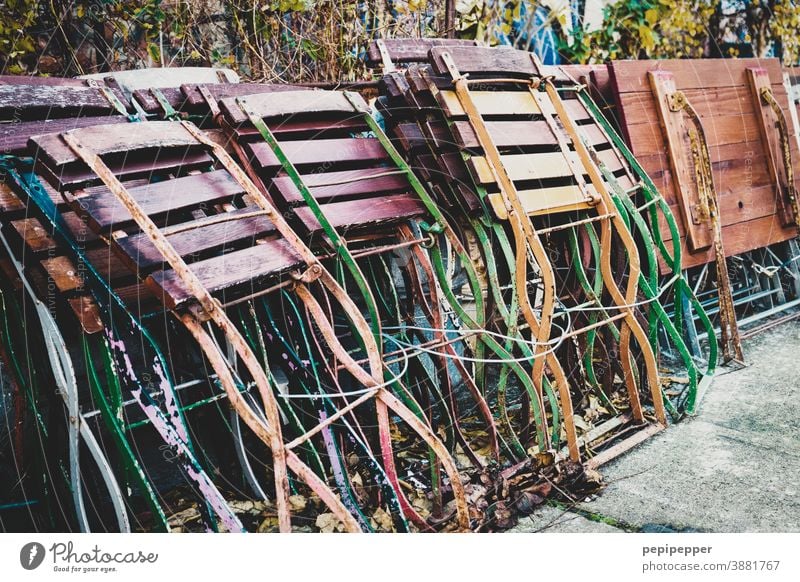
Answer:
(29, 119, 470, 531)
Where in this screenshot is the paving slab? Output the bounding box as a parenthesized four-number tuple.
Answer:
(512, 320, 800, 533)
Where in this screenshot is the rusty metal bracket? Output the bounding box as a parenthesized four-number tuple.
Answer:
(658, 82, 744, 364)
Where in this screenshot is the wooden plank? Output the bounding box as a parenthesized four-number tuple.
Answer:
(115, 208, 277, 272)
(488, 185, 592, 219)
(636, 144, 784, 208)
(648, 70, 713, 252)
(0, 116, 128, 156)
(228, 117, 367, 141)
(453, 119, 608, 150)
(365, 38, 479, 66)
(147, 238, 303, 309)
(429, 46, 539, 78)
(469, 152, 573, 184)
(67, 296, 105, 334)
(0, 75, 85, 86)
(29, 121, 199, 167)
(611, 58, 784, 94)
(271, 168, 410, 205)
(661, 213, 798, 272)
(0, 181, 25, 215)
(132, 87, 186, 114)
(73, 170, 245, 233)
(437, 90, 541, 117)
(10, 218, 57, 254)
(40, 255, 83, 292)
(84, 247, 132, 282)
(247, 138, 389, 170)
(62, 211, 99, 243)
(0, 85, 124, 120)
(221, 90, 354, 125)
(293, 193, 426, 233)
(36, 148, 214, 191)
(617, 88, 757, 126)
(181, 83, 305, 107)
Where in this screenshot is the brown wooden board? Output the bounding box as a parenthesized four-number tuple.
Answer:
(9, 218, 57, 254)
(0, 75, 86, 87)
(72, 169, 245, 233)
(29, 121, 199, 167)
(0, 116, 128, 156)
(0, 85, 126, 121)
(147, 238, 303, 309)
(115, 207, 277, 272)
(35, 148, 214, 191)
(293, 193, 426, 233)
(610, 58, 799, 272)
(0, 180, 25, 215)
(429, 46, 540, 78)
(365, 38, 480, 67)
(247, 138, 389, 171)
(271, 168, 410, 206)
(220, 90, 354, 125)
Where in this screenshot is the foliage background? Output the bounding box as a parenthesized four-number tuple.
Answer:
(1, 1, 799, 81)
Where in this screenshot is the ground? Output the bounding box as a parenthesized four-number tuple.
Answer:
(512, 320, 800, 533)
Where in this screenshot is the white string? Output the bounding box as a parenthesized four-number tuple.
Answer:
(554, 272, 681, 313)
(277, 343, 411, 399)
(381, 315, 571, 364)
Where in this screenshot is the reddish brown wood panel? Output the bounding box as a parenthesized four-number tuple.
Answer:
(220, 90, 355, 125)
(293, 193, 426, 233)
(365, 39, 479, 67)
(271, 168, 410, 206)
(29, 121, 199, 166)
(0, 116, 128, 156)
(73, 170, 245, 232)
(610, 58, 800, 272)
(115, 207, 277, 272)
(147, 239, 303, 309)
(247, 138, 389, 170)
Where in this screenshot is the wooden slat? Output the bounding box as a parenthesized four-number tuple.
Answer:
(451, 119, 607, 149)
(29, 121, 199, 167)
(40, 255, 83, 292)
(37, 148, 214, 191)
(0, 85, 124, 120)
(488, 185, 592, 219)
(437, 90, 541, 117)
(612, 58, 784, 94)
(74, 170, 245, 232)
(115, 208, 277, 271)
(293, 193, 426, 232)
(365, 38, 479, 66)
(429, 46, 540, 78)
(0, 116, 128, 156)
(221, 90, 355, 125)
(147, 239, 303, 309)
(0, 181, 25, 215)
(247, 138, 389, 170)
(10, 218, 57, 254)
(660, 213, 797, 272)
(67, 296, 105, 334)
(469, 152, 573, 184)
(271, 168, 410, 205)
(84, 247, 133, 282)
(181, 83, 305, 107)
(0, 75, 86, 87)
